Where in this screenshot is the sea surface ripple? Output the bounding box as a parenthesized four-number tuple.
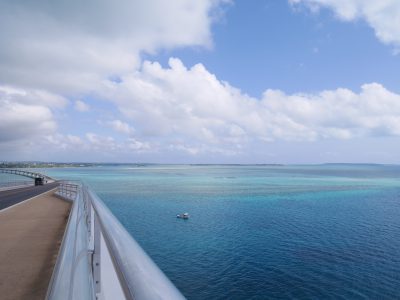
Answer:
(41, 164, 400, 299)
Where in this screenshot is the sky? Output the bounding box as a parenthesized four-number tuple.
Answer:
(0, 0, 400, 164)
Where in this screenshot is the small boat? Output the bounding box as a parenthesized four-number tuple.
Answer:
(176, 212, 189, 219)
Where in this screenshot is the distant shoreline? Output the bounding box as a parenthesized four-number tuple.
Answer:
(1, 162, 398, 169)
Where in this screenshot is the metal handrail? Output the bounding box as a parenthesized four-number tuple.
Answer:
(87, 187, 185, 300)
(47, 181, 185, 300)
(0, 168, 54, 181)
(47, 182, 94, 300)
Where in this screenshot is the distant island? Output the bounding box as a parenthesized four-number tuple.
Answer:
(0, 162, 97, 168)
(1, 162, 393, 169)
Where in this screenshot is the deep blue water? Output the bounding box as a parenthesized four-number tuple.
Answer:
(42, 165, 400, 299)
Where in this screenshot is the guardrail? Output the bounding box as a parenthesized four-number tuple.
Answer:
(46, 181, 94, 300)
(0, 168, 54, 182)
(57, 183, 79, 201)
(47, 181, 185, 300)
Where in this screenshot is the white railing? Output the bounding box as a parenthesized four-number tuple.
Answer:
(47, 181, 95, 300)
(57, 183, 79, 201)
(47, 181, 185, 300)
(0, 168, 53, 182)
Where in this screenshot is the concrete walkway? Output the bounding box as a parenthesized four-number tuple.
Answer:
(0, 190, 71, 300)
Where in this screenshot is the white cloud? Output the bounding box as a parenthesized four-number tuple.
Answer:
(66, 134, 84, 145)
(127, 138, 151, 152)
(290, 0, 400, 48)
(2, 56, 400, 160)
(74, 100, 90, 112)
(0, 0, 228, 93)
(261, 83, 400, 139)
(0, 85, 67, 108)
(108, 120, 134, 135)
(49, 133, 152, 156)
(0, 86, 60, 143)
(86, 133, 116, 147)
(1, 0, 399, 162)
(101, 58, 400, 152)
(0, 0, 230, 159)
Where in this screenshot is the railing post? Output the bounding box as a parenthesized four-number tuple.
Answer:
(93, 214, 101, 297)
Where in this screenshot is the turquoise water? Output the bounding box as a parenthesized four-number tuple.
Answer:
(43, 165, 400, 299)
(0, 172, 33, 188)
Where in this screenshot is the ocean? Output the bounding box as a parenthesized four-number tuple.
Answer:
(0, 172, 33, 188)
(37, 165, 400, 299)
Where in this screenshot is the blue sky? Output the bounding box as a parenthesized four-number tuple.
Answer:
(0, 0, 400, 163)
(153, 1, 400, 96)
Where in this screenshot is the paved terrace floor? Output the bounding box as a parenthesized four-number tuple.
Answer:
(0, 187, 71, 300)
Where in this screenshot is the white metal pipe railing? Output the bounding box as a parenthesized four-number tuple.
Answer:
(47, 181, 185, 300)
(46, 181, 95, 300)
(0, 168, 54, 183)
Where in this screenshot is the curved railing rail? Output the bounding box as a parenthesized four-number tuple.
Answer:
(0, 169, 54, 187)
(46, 181, 95, 300)
(87, 187, 185, 300)
(47, 181, 185, 300)
(0, 168, 53, 180)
